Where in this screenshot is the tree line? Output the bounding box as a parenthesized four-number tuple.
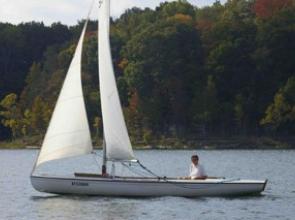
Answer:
(0, 0, 294, 145)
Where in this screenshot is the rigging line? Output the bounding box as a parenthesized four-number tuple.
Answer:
(87, 0, 96, 19)
(93, 152, 143, 176)
(91, 155, 240, 190)
(137, 161, 241, 190)
(120, 163, 147, 177)
(129, 164, 238, 190)
(92, 155, 151, 177)
(92, 151, 103, 158)
(92, 154, 239, 190)
(137, 161, 163, 180)
(80, 0, 95, 31)
(94, 157, 240, 190)
(133, 161, 241, 190)
(131, 163, 156, 177)
(94, 153, 241, 190)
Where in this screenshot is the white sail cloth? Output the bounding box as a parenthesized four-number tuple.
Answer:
(99, 0, 135, 161)
(36, 21, 93, 166)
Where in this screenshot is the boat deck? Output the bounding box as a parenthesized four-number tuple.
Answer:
(74, 172, 175, 180)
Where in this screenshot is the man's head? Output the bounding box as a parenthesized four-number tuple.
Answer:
(191, 155, 199, 165)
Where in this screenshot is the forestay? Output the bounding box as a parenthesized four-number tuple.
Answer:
(98, 0, 135, 161)
(36, 20, 93, 166)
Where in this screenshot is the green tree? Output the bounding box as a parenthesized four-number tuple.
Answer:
(205, 0, 259, 134)
(125, 91, 143, 142)
(191, 75, 219, 134)
(29, 96, 51, 134)
(261, 77, 295, 133)
(254, 1, 295, 116)
(122, 14, 203, 135)
(1, 0, 295, 141)
(0, 94, 22, 139)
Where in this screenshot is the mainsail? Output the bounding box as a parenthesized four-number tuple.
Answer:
(99, 0, 135, 161)
(36, 21, 93, 166)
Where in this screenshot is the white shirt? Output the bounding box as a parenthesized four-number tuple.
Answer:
(189, 163, 206, 178)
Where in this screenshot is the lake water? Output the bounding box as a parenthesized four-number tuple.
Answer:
(0, 149, 294, 220)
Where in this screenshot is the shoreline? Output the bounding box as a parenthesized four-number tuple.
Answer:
(1, 147, 294, 150)
(0, 136, 294, 150)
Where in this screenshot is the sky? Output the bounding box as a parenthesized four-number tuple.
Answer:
(0, 0, 225, 26)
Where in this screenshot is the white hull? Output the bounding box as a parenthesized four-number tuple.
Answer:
(31, 175, 267, 197)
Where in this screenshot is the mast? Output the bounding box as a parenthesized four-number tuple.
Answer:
(99, 0, 107, 175)
(102, 133, 107, 175)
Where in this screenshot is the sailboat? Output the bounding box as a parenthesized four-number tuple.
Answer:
(30, 0, 267, 197)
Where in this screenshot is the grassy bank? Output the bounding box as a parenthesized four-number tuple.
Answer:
(0, 135, 42, 149)
(0, 136, 294, 149)
(150, 136, 295, 149)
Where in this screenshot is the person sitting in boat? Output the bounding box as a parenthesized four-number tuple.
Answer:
(189, 154, 207, 180)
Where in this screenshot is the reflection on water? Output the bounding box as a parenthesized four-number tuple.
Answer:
(30, 195, 61, 201)
(0, 149, 295, 220)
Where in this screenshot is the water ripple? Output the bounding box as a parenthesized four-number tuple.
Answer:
(1, 149, 295, 220)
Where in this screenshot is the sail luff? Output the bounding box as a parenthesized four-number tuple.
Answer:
(36, 20, 93, 167)
(98, 0, 135, 161)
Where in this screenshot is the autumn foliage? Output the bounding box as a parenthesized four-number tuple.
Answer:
(254, 0, 293, 19)
(1, 0, 295, 142)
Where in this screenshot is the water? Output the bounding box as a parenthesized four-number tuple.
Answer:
(0, 149, 295, 220)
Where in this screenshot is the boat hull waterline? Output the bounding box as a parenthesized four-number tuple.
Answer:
(31, 175, 267, 197)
